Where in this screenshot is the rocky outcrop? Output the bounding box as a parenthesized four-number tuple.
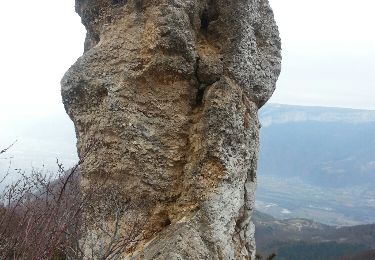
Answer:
(61, 0, 281, 259)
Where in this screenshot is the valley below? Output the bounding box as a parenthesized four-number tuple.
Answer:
(256, 104, 375, 227)
(256, 175, 375, 226)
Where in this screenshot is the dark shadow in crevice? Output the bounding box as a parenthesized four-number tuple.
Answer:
(111, 0, 126, 7)
(201, 8, 210, 31)
(200, 1, 219, 34)
(194, 57, 205, 106)
(196, 85, 206, 106)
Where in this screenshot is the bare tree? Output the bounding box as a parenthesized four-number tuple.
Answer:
(0, 145, 145, 260)
(0, 158, 82, 259)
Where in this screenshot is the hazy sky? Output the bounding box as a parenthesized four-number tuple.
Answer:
(0, 0, 374, 121)
(0, 0, 374, 169)
(269, 0, 375, 109)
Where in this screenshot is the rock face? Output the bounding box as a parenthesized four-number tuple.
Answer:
(61, 0, 281, 259)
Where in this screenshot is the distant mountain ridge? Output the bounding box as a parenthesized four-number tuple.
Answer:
(259, 103, 375, 187)
(261, 104, 375, 127)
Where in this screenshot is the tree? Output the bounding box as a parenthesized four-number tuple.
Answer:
(0, 144, 144, 259)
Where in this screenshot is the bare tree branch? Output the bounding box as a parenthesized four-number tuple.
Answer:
(0, 142, 145, 259)
(0, 141, 17, 155)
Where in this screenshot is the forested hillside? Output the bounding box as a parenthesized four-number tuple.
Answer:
(254, 211, 375, 259)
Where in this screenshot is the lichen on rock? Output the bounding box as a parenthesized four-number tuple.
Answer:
(61, 0, 281, 259)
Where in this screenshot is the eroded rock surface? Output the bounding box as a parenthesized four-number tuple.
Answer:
(61, 0, 281, 259)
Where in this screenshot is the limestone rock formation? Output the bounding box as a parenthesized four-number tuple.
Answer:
(61, 0, 281, 259)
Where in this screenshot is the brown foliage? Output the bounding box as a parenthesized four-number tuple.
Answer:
(0, 145, 144, 259)
(0, 160, 82, 259)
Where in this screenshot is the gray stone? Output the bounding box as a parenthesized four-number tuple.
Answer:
(61, 0, 281, 259)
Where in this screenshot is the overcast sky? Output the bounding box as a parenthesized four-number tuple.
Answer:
(269, 0, 375, 109)
(0, 0, 374, 169)
(0, 0, 374, 121)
